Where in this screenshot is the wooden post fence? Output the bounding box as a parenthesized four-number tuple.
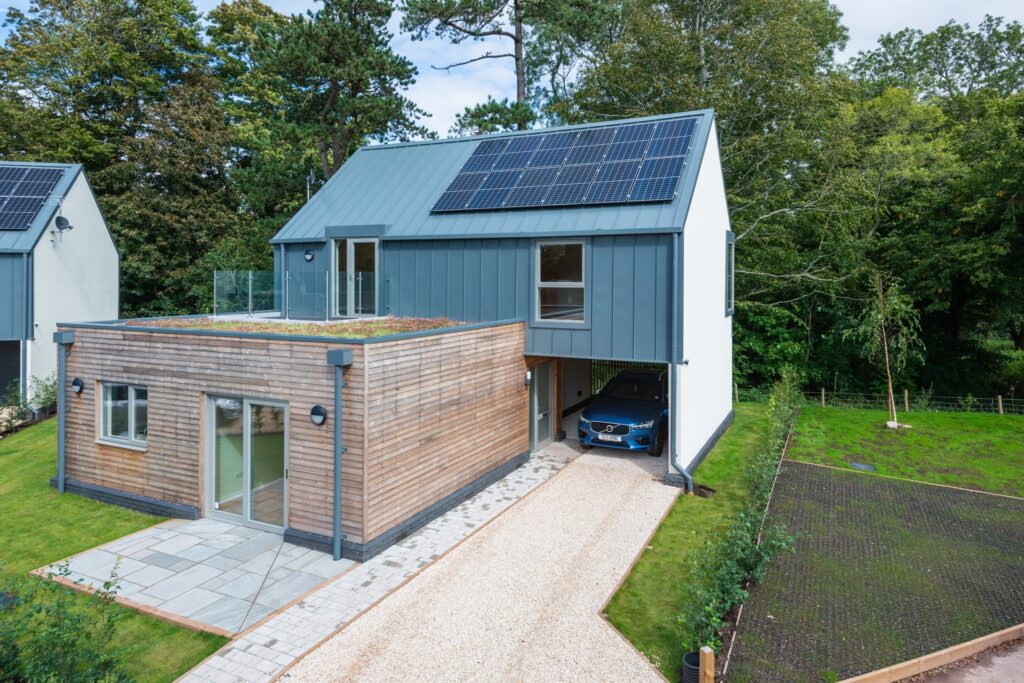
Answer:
(820, 387, 826, 407)
(700, 646, 715, 683)
(734, 382, 739, 404)
(998, 395, 1004, 415)
(904, 389, 910, 413)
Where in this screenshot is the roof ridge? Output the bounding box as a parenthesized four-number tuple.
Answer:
(360, 109, 715, 152)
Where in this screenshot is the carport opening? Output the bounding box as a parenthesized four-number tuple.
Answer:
(561, 359, 670, 457)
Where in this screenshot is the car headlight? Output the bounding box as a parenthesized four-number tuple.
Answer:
(579, 416, 591, 425)
(632, 419, 655, 430)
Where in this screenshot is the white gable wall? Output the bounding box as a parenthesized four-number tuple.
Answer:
(671, 122, 734, 474)
(30, 173, 118, 388)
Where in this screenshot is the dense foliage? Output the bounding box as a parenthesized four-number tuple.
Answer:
(1, 0, 1021, 395)
(677, 369, 800, 652)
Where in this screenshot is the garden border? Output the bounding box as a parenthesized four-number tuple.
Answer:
(719, 424, 794, 677)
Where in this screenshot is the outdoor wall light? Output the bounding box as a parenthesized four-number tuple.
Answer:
(304, 249, 315, 262)
(310, 404, 328, 426)
(71, 378, 84, 394)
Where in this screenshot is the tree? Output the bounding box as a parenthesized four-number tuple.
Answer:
(207, 0, 313, 221)
(256, 0, 431, 179)
(844, 274, 923, 426)
(401, 0, 620, 129)
(0, 0, 208, 188)
(450, 96, 537, 134)
(849, 16, 1024, 99)
(104, 75, 243, 316)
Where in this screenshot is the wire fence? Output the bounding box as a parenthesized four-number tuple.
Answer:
(736, 386, 1024, 416)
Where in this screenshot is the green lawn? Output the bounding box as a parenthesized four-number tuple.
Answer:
(788, 407, 1024, 497)
(0, 419, 227, 682)
(605, 403, 769, 680)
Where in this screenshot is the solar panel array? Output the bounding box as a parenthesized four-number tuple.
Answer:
(0, 167, 65, 230)
(431, 116, 699, 213)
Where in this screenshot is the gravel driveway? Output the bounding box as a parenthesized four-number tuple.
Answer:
(284, 441, 678, 682)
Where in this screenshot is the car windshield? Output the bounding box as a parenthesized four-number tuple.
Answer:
(600, 376, 661, 402)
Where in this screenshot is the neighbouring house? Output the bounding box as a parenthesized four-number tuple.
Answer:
(52, 109, 734, 562)
(0, 162, 118, 403)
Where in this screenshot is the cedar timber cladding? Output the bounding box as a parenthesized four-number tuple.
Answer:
(59, 321, 530, 553)
(362, 323, 529, 541)
(61, 327, 366, 544)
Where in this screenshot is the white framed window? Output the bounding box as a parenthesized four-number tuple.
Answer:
(726, 231, 736, 316)
(101, 383, 148, 447)
(536, 240, 586, 323)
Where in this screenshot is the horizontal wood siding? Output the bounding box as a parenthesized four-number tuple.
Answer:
(363, 322, 529, 541)
(61, 328, 366, 543)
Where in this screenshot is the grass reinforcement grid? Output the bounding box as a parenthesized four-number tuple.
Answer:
(726, 460, 1024, 682)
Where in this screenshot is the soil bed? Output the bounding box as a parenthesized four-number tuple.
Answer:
(725, 460, 1024, 682)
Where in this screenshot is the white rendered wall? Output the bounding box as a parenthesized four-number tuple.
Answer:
(560, 358, 592, 411)
(671, 122, 734, 473)
(30, 173, 118, 387)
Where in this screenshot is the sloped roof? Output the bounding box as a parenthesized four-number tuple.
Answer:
(271, 109, 716, 244)
(0, 161, 82, 253)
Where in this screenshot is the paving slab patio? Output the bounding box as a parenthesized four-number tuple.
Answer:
(42, 517, 353, 635)
(180, 445, 579, 682)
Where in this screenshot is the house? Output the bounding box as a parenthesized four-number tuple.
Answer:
(0, 162, 118, 402)
(52, 109, 734, 562)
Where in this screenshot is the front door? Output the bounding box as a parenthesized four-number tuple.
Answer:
(207, 396, 288, 531)
(530, 362, 554, 451)
(333, 238, 377, 317)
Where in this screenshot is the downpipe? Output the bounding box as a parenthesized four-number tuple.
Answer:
(668, 233, 693, 492)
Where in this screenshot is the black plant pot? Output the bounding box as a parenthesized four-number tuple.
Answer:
(682, 651, 701, 683)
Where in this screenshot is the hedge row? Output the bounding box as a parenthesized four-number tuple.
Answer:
(678, 368, 801, 653)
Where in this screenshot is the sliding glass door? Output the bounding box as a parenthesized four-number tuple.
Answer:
(332, 238, 377, 318)
(207, 397, 288, 531)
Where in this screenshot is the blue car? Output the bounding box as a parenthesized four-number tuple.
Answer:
(578, 370, 668, 456)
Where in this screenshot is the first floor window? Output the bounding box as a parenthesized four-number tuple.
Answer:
(537, 241, 586, 322)
(102, 384, 148, 445)
(726, 231, 736, 316)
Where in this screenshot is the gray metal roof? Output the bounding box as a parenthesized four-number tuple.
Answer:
(0, 161, 82, 253)
(271, 109, 716, 244)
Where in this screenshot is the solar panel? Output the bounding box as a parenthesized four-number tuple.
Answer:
(430, 115, 700, 213)
(0, 167, 65, 230)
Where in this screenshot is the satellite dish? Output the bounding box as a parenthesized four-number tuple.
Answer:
(55, 216, 73, 232)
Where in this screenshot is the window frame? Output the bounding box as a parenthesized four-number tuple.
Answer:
(533, 239, 590, 328)
(98, 382, 148, 450)
(725, 231, 736, 317)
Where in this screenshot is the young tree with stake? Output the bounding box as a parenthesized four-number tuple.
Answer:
(845, 272, 924, 427)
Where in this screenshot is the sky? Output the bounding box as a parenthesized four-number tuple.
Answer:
(4, 0, 1024, 134)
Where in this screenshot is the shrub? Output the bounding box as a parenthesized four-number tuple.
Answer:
(0, 374, 58, 435)
(0, 563, 129, 682)
(677, 368, 800, 652)
(0, 381, 30, 435)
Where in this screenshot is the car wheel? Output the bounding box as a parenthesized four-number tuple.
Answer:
(648, 425, 666, 456)
(580, 442, 592, 450)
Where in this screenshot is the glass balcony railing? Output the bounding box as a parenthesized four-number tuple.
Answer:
(212, 270, 377, 320)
